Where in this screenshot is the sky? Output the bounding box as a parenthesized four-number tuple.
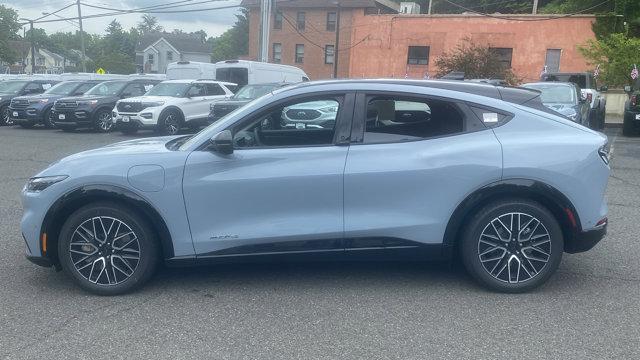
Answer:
(4, 0, 242, 38)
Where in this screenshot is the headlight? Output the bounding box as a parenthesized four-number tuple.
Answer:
(77, 100, 98, 106)
(319, 106, 338, 113)
(25, 175, 68, 192)
(142, 101, 164, 107)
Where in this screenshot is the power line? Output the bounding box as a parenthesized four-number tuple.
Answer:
(79, 0, 231, 13)
(441, 0, 612, 21)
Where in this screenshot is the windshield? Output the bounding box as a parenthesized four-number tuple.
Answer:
(85, 81, 127, 96)
(523, 84, 575, 104)
(145, 82, 189, 97)
(0, 81, 28, 94)
(45, 82, 80, 95)
(544, 74, 587, 89)
(233, 84, 278, 100)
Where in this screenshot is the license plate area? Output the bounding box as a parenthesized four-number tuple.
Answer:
(122, 116, 130, 123)
(635, 114, 640, 120)
(58, 114, 66, 120)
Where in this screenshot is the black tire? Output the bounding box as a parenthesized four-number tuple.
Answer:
(460, 199, 563, 293)
(57, 202, 160, 295)
(598, 110, 606, 130)
(93, 109, 114, 133)
(157, 110, 182, 136)
(0, 106, 9, 126)
(623, 115, 636, 137)
(43, 109, 56, 128)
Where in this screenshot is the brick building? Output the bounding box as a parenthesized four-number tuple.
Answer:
(244, 1, 597, 82)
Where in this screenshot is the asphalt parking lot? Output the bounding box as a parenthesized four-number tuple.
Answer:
(0, 124, 639, 359)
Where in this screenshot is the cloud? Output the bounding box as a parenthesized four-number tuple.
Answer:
(4, 0, 241, 37)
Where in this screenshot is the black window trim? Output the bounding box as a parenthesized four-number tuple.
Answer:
(350, 91, 492, 146)
(211, 91, 356, 151)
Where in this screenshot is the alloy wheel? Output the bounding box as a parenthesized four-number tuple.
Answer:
(477, 212, 551, 284)
(164, 114, 179, 135)
(69, 216, 141, 286)
(97, 112, 113, 132)
(2, 108, 10, 125)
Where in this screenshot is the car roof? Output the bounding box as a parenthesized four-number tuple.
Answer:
(162, 79, 236, 86)
(285, 79, 542, 105)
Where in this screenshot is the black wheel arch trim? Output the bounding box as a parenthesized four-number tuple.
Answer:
(40, 184, 175, 266)
(443, 178, 582, 254)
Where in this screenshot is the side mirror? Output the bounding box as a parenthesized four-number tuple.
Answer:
(209, 130, 233, 155)
(599, 85, 608, 92)
(624, 85, 632, 93)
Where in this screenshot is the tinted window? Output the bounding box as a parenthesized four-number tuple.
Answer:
(86, 81, 128, 96)
(233, 97, 341, 148)
(46, 82, 79, 95)
(76, 83, 98, 94)
(216, 68, 249, 87)
(122, 83, 147, 97)
(24, 83, 43, 93)
(206, 83, 226, 96)
(363, 96, 464, 143)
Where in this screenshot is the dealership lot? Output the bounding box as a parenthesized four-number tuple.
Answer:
(0, 125, 639, 359)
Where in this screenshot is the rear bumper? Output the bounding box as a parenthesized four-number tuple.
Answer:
(565, 224, 607, 253)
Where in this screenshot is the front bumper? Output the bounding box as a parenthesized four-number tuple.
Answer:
(113, 108, 161, 129)
(565, 224, 607, 253)
(9, 107, 45, 125)
(52, 108, 94, 128)
(26, 255, 53, 268)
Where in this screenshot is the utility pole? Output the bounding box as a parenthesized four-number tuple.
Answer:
(29, 21, 35, 74)
(532, 0, 539, 14)
(333, 2, 341, 79)
(428, 0, 433, 15)
(77, 0, 87, 72)
(259, 0, 272, 62)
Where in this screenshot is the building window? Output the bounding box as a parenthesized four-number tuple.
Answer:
(545, 49, 561, 73)
(326, 12, 337, 31)
(295, 44, 304, 63)
(273, 43, 282, 63)
(407, 46, 429, 65)
(148, 53, 154, 65)
(325, 45, 335, 64)
(274, 11, 283, 29)
(167, 51, 173, 61)
(490, 47, 513, 69)
(297, 12, 305, 31)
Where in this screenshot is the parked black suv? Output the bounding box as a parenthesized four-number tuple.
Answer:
(52, 79, 159, 132)
(623, 79, 640, 136)
(0, 79, 59, 126)
(208, 83, 291, 123)
(9, 80, 103, 128)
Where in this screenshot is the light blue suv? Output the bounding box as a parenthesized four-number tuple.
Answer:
(21, 80, 610, 295)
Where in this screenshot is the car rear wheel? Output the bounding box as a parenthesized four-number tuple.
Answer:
(58, 202, 160, 295)
(93, 110, 113, 133)
(0, 106, 9, 126)
(158, 110, 181, 136)
(460, 199, 563, 293)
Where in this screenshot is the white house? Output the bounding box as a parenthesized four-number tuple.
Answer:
(25, 48, 77, 74)
(135, 33, 212, 74)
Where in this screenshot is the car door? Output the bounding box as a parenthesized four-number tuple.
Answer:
(343, 92, 503, 250)
(182, 84, 209, 121)
(182, 92, 354, 257)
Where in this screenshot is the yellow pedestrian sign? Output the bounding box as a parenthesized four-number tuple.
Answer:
(96, 68, 106, 75)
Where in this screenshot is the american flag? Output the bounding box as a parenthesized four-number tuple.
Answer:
(632, 64, 639, 80)
(594, 64, 600, 78)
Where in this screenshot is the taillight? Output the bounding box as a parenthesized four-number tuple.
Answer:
(632, 95, 637, 107)
(586, 93, 593, 103)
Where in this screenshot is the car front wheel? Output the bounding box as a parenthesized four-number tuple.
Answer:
(0, 106, 9, 126)
(158, 110, 182, 136)
(461, 199, 563, 293)
(58, 202, 159, 295)
(93, 110, 113, 133)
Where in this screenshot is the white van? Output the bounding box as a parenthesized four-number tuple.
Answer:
(128, 73, 167, 81)
(59, 73, 126, 81)
(166, 61, 217, 80)
(214, 60, 309, 86)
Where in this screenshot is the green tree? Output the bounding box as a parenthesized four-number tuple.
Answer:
(137, 14, 163, 35)
(0, 5, 21, 63)
(434, 38, 520, 85)
(578, 33, 640, 87)
(211, 9, 248, 62)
